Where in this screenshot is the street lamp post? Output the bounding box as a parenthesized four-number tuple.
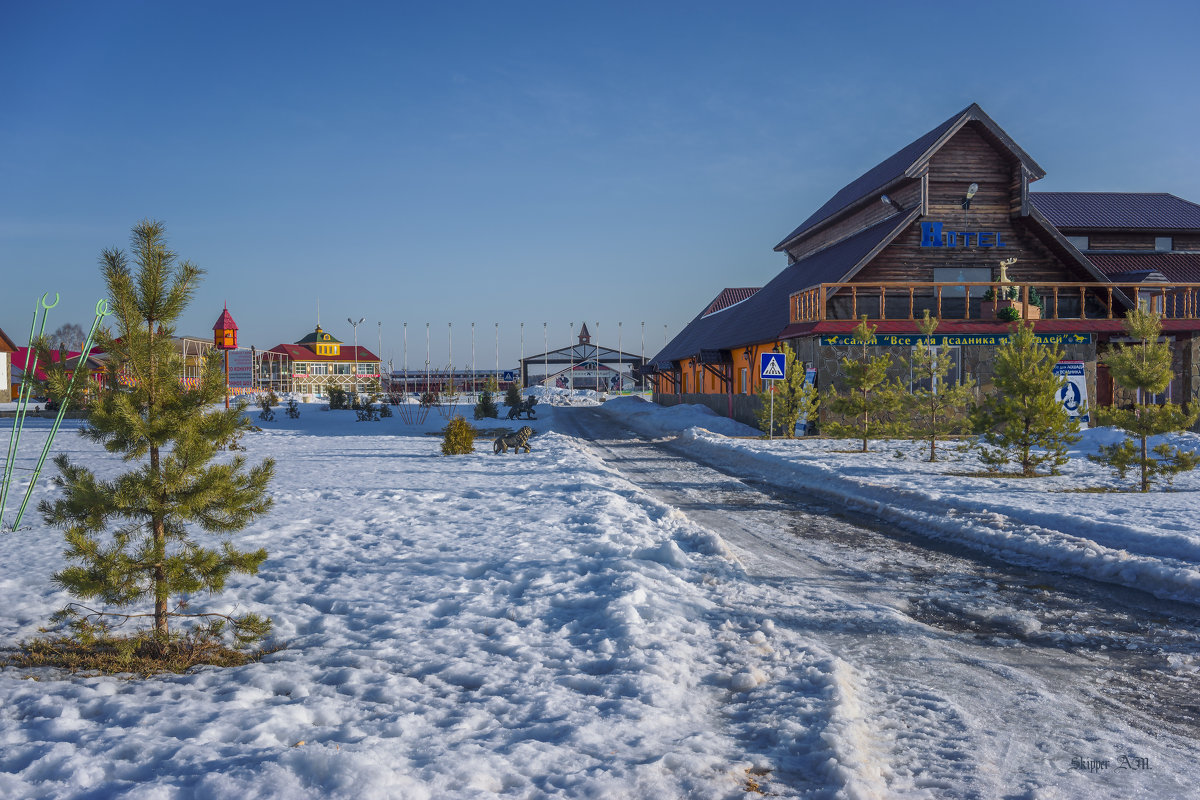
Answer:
(595, 321, 600, 392)
(348, 316, 365, 397)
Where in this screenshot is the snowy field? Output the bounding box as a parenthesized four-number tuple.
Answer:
(1, 393, 1199, 798)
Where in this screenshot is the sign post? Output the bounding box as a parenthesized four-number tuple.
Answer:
(1053, 360, 1089, 428)
(759, 351, 786, 440)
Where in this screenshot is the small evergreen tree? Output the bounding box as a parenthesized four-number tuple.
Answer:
(356, 396, 379, 421)
(754, 343, 818, 438)
(419, 390, 439, 407)
(286, 398, 301, 418)
(903, 312, 976, 461)
(474, 376, 500, 420)
(327, 386, 349, 410)
(972, 320, 1081, 476)
(33, 337, 93, 412)
(40, 220, 275, 646)
(822, 317, 903, 452)
(257, 391, 278, 421)
(1090, 306, 1200, 491)
(442, 415, 476, 454)
(505, 381, 523, 410)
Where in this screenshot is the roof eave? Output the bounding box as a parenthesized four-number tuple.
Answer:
(773, 174, 914, 252)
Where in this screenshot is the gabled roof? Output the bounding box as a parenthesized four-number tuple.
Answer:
(775, 103, 1045, 252)
(702, 288, 759, 316)
(212, 307, 238, 331)
(267, 343, 378, 362)
(1031, 192, 1200, 230)
(296, 326, 343, 346)
(656, 214, 912, 363)
(0, 326, 17, 353)
(1088, 252, 1200, 284)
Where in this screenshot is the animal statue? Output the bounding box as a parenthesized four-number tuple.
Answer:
(998, 257, 1018, 283)
(493, 426, 534, 454)
(505, 397, 538, 420)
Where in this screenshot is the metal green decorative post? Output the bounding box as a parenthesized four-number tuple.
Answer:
(7, 298, 110, 531)
(1, 292, 59, 531)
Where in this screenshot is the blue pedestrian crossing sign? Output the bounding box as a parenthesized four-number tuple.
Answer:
(502, 370, 516, 382)
(759, 352, 786, 380)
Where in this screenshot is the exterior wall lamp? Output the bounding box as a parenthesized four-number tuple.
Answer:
(961, 182, 979, 210)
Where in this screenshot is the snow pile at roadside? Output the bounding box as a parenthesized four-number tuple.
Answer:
(601, 396, 1200, 604)
(526, 386, 604, 406)
(0, 414, 879, 799)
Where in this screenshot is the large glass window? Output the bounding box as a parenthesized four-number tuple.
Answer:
(933, 267, 991, 297)
(310, 364, 329, 375)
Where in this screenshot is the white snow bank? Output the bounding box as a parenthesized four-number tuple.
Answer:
(602, 397, 1200, 605)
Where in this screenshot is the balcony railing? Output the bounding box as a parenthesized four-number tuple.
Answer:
(789, 282, 1200, 323)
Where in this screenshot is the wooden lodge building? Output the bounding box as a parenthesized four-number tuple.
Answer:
(647, 103, 1200, 427)
(264, 324, 381, 396)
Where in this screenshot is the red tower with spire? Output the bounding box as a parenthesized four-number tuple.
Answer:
(213, 305, 238, 350)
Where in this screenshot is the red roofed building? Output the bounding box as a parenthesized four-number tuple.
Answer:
(1, 326, 18, 402)
(265, 324, 380, 397)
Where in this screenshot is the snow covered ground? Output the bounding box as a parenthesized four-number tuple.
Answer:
(1, 395, 1199, 798)
(601, 396, 1200, 606)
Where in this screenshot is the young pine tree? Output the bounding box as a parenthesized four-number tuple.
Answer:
(1089, 306, 1199, 491)
(442, 415, 476, 454)
(40, 220, 276, 645)
(33, 338, 93, 412)
(505, 381, 523, 410)
(754, 343, 819, 438)
(972, 320, 1080, 476)
(822, 317, 903, 452)
(904, 312, 976, 461)
(474, 376, 500, 420)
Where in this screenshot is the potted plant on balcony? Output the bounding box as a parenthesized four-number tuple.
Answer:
(981, 286, 1044, 320)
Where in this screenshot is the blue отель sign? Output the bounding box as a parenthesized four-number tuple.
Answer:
(760, 352, 786, 380)
(920, 221, 1007, 248)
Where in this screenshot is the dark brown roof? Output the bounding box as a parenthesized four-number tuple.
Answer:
(656, 215, 910, 363)
(0, 326, 16, 353)
(702, 288, 759, 316)
(1031, 192, 1200, 230)
(1088, 252, 1200, 284)
(774, 103, 1045, 251)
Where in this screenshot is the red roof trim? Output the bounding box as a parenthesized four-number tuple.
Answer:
(266, 344, 380, 362)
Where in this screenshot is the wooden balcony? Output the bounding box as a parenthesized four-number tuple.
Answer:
(789, 282, 1200, 324)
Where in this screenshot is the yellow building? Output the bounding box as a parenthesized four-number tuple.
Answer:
(267, 324, 381, 396)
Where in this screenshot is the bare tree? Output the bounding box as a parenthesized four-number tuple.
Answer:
(49, 323, 86, 351)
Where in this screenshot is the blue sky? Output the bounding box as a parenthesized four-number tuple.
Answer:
(3, 0, 1199, 369)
